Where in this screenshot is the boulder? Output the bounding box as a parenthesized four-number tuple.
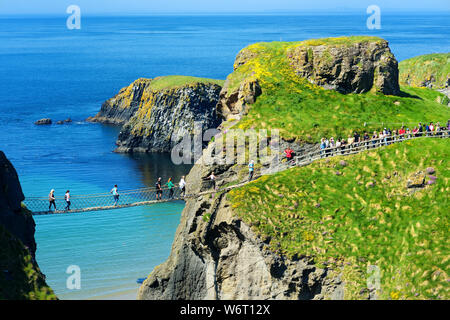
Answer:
(34, 118, 52, 125)
(406, 171, 426, 188)
(426, 167, 435, 174)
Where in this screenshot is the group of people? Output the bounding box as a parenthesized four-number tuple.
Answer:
(318, 121, 449, 158)
(153, 176, 187, 201)
(47, 176, 188, 212)
(48, 189, 71, 211)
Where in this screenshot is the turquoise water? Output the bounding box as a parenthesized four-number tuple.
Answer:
(34, 202, 184, 299)
(0, 13, 448, 299)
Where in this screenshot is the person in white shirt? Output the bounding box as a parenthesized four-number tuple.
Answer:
(208, 172, 216, 190)
(64, 190, 71, 211)
(179, 176, 186, 197)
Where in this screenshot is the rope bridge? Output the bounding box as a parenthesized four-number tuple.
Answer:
(24, 186, 189, 215)
(24, 131, 449, 215)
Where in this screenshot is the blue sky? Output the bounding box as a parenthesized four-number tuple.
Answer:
(1, 0, 449, 15)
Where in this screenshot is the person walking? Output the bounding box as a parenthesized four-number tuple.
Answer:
(111, 185, 119, 206)
(179, 176, 186, 197)
(208, 172, 216, 190)
(248, 160, 255, 181)
(284, 147, 294, 162)
(155, 178, 163, 200)
(64, 190, 71, 211)
(48, 189, 56, 211)
(166, 178, 175, 199)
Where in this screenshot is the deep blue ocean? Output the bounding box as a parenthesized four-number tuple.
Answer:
(0, 13, 449, 299)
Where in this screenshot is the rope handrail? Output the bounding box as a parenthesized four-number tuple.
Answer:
(26, 184, 180, 201)
(23, 130, 449, 214)
(292, 130, 449, 164)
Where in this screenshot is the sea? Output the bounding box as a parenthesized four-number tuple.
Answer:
(0, 12, 449, 299)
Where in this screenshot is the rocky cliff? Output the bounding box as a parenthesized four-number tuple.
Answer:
(88, 78, 150, 125)
(89, 75, 224, 153)
(0, 151, 56, 299)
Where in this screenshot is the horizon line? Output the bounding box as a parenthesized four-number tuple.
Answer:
(1, 8, 449, 17)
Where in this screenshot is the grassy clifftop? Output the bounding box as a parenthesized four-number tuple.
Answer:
(228, 138, 449, 299)
(149, 75, 225, 91)
(224, 38, 449, 142)
(399, 53, 450, 88)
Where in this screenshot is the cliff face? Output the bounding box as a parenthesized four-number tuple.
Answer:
(88, 76, 223, 153)
(116, 82, 222, 153)
(0, 151, 56, 299)
(138, 143, 344, 300)
(88, 78, 150, 125)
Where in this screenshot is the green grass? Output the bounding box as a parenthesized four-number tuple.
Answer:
(228, 138, 449, 300)
(148, 75, 225, 91)
(226, 38, 450, 142)
(399, 53, 450, 88)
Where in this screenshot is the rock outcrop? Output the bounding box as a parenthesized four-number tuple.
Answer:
(286, 38, 400, 95)
(34, 118, 52, 125)
(89, 76, 223, 153)
(0, 151, 56, 299)
(87, 78, 150, 125)
(216, 77, 262, 121)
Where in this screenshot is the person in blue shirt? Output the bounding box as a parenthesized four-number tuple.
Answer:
(110, 185, 119, 206)
(248, 160, 255, 181)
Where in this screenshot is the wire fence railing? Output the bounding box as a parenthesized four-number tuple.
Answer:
(24, 130, 449, 215)
(269, 130, 450, 174)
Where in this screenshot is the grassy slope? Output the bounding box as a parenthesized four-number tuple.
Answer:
(399, 53, 450, 88)
(228, 138, 449, 299)
(226, 38, 450, 142)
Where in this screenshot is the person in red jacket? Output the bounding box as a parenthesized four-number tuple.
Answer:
(284, 148, 294, 161)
